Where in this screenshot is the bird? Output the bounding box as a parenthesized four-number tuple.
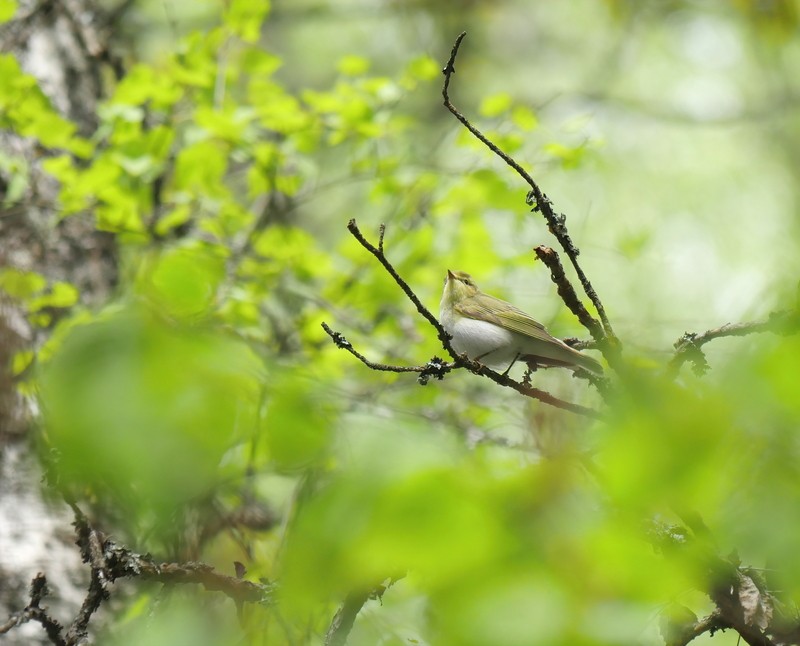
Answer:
(439, 270, 603, 375)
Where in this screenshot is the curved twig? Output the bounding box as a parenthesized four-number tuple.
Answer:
(441, 32, 619, 358)
(345, 219, 457, 357)
(667, 309, 800, 377)
(326, 221, 604, 419)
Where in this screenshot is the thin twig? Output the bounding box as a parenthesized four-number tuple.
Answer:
(346, 219, 457, 357)
(378, 223, 386, 254)
(667, 309, 800, 377)
(0, 574, 65, 645)
(441, 32, 618, 351)
(324, 319, 601, 418)
(328, 223, 604, 418)
(321, 321, 453, 384)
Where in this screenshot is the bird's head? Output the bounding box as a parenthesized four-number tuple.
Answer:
(443, 269, 480, 304)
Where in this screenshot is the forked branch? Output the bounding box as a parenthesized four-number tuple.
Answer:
(442, 31, 618, 356)
(668, 309, 800, 377)
(324, 220, 604, 420)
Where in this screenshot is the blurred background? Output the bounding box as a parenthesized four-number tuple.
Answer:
(2, 0, 800, 644)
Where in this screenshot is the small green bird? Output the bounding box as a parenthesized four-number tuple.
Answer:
(439, 270, 603, 375)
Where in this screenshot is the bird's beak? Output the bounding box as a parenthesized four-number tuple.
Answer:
(446, 269, 455, 281)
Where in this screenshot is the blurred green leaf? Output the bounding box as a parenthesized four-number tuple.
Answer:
(338, 55, 370, 76)
(405, 55, 439, 81)
(139, 244, 226, 319)
(224, 0, 270, 42)
(263, 372, 335, 471)
(28, 282, 79, 311)
(511, 105, 538, 131)
(0, 268, 47, 298)
(39, 307, 264, 537)
(0, 0, 17, 23)
(11, 349, 34, 376)
(479, 93, 513, 118)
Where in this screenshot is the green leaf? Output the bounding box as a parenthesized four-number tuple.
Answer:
(0, 152, 28, 205)
(173, 140, 229, 197)
(479, 92, 512, 117)
(337, 55, 370, 76)
(28, 282, 79, 311)
(250, 79, 311, 133)
(543, 141, 587, 169)
(195, 105, 255, 142)
(405, 55, 439, 81)
(140, 244, 226, 319)
(511, 104, 539, 131)
(0, 268, 47, 299)
(11, 350, 34, 376)
(252, 225, 328, 279)
(109, 64, 183, 110)
(224, 0, 270, 42)
(154, 205, 192, 236)
(38, 309, 265, 539)
(0, 0, 17, 25)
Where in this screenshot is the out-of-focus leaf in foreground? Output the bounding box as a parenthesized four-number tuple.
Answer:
(38, 306, 264, 539)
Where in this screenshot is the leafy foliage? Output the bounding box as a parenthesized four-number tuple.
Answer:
(2, 3, 800, 646)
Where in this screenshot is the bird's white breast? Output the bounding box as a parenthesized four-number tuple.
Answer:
(441, 312, 518, 367)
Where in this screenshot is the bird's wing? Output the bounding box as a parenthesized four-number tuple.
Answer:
(454, 294, 558, 344)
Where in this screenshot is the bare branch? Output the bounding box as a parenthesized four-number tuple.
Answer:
(441, 32, 618, 352)
(68, 505, 271, 644)
(324, 589, 372, 646)
(346, 218, 459, 359)
(321, 321, 453, 384)
(534, 245, 604, 342)
(668, 309, 800, 377)
(0, 574, 66, 645)
(324, 580, 400, 646)
(663, 611, 727, 646)
(2, 505, 274, 644)
(326, 224, 604, 419)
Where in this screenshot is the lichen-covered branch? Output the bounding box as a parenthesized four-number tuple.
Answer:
(442, 32, 618, 352)
(325, 221, 604, 419)
(668, 309, 800, 377)
(324, 589, 373, 646)
(534, 245, 605, 342)
(1, 506, 273, 644)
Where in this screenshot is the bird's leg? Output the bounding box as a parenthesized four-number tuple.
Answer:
(474, 349, 498, 364)
(501, 353, 521, 377)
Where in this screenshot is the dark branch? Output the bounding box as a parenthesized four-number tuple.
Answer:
(646, 518, 784, 646)
(534, 245, 604, 342)
(346, 218, 459, 359)
(327, 224, 604, 419)
(667, 309, 800, 377)
(2, 506, 274, 644)
(441, 32, 618, 353)
(664, 611, 727, 646)
(324, 589, 373, 646)
(321, 321, 453, 385)
(323, 318, 602, 418)
(324, 580, 400, 646)
(0, 574, 66, 645)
